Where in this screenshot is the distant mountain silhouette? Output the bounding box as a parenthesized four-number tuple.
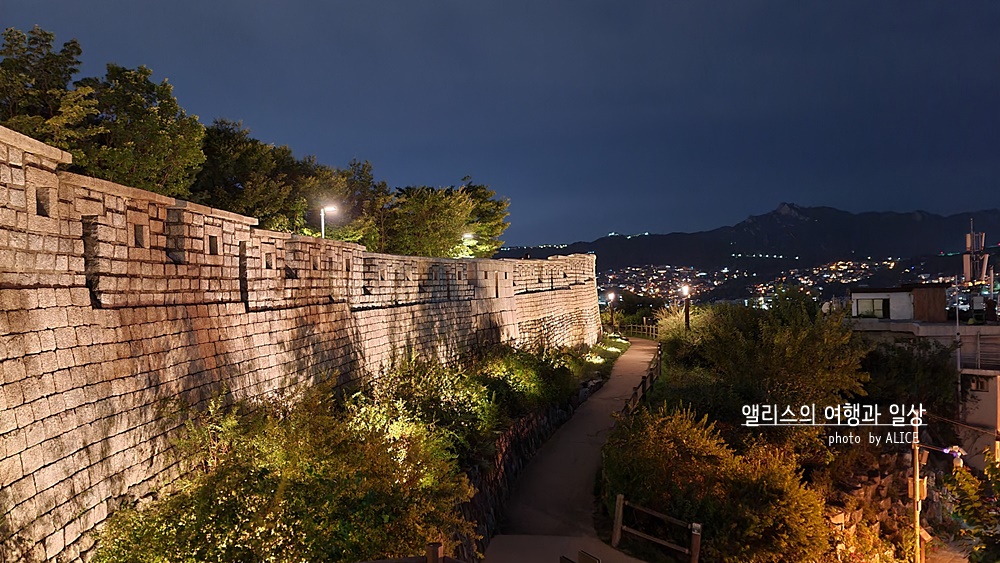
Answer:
(498, 204, 1000, 272)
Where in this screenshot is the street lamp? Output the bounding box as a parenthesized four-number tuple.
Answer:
(909, 422, 967, 563)
(320, 206, 337, 239)
(682, 285, 691, 331)
(608, 292, 616, 332)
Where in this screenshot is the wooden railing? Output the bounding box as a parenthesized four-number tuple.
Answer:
(620, 343, 662, 416)
(606, 343, 702, 562)
(611, 493, 702, 563)
(617, 323, 659, 340)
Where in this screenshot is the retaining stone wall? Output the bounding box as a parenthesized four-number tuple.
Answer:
(0, 126, 601, 562)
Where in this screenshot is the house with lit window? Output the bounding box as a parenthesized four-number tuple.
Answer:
(850, 283, 948, 321)
(850, 283, 1000, 469)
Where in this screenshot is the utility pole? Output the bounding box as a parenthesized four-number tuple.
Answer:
(682, 285, 691, 331)
(912, 422, 921, 563)
(956, 284, 962, 418)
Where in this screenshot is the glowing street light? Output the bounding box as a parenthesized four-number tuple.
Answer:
(608, 292, 616, 332)
(320, 206, 337, 239)
(681, 285, 691, 331)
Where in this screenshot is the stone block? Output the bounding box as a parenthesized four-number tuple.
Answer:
(10, 167, 24, 187)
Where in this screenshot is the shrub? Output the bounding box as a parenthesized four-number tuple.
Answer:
(94, 342, 630, 561)
(602, 407, 828, 563)
(92, 391, 474, 563)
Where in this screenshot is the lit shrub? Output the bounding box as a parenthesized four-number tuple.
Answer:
(92, 391, 474, 563)
(602, 407, 828, 563)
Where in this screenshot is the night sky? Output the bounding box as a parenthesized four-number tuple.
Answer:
(5, 2, 999, 247)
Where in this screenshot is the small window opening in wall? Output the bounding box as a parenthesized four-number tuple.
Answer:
(484, 271, 489, 280)
(312, 257, 319, 270)
(345, 257, 351, 272)
(34, 187, 55, 217)
(208, 235, 220, 255)
(265, 252, 274, 269)
(133, 224, 145, 248)
(972, 376, 990, 393)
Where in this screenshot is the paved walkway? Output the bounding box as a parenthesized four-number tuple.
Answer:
(484, 338, 658, 563)
(926, 539, 972, 563)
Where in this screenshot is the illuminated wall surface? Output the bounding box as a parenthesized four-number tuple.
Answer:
(0, 126, 601, 561)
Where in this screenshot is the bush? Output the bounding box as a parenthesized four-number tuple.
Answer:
(602, 407, 828, 563)
(92, 391, 474, 563)
(94, 342, 631, 561)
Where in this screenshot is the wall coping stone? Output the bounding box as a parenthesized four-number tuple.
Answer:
(59, 171, 176, 206)
(0, 127, 73, 164)
(169, 199, 259, 226)
(289, 234, 365, 250)
(252, 228, 293, 240)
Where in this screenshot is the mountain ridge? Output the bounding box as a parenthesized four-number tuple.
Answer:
(497, 204, 1000, 272)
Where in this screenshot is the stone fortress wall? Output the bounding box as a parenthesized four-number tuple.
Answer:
(0, 126, 601, 561)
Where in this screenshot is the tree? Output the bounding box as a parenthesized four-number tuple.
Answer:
(945, 452, 1000, 562)
(660, 289, 870, 423)
(191, 120, 346, 232)
(458, 180, 509, 258)
(336, 159, 393, 249)
(863, 338, 961, 420)
(384, 186, 476, 258)
(0, 26, 103, 160)
(0, 26, 81, 121)
(76, 64, 205, 197)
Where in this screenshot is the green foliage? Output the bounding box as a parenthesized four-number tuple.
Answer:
(354, 343, 625, 466)
(383, 186, 475, 258)
(93, 343, 629, 562)
(0, 26, 104, 161)
(0, 26, 81, 121)
(92, 391, 475, 563)
(75, 64, 205, 197)
(457, 180, 509, 258)
(345, 177, 510, 258)
(863, 338, 960, 421)
(1, 25, 510, 257)
(656, 289, 870, 428)
(2, 26, 206, 197)
(339, 159, 393, 250)
(602, 407, 828, 562)
(944, 452, 1000, 562)
(191, 120, 346, 232)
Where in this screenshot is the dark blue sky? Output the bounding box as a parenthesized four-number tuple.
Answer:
(6, 2, 999, 246)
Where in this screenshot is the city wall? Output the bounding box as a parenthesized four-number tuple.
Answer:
(0, 126, 601, 561)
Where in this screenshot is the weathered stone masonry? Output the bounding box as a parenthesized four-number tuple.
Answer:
(0, 126, 601, 562)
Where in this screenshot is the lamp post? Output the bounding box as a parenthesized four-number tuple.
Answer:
(608, 292, 616, 332)
(912, 424, 922, 563)
(320, 206, 337, 239)
(909, 422, 967, 563)
(682, 285, 691, 331)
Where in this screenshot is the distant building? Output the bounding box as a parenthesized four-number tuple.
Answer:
(849, 283, 948, 322)
(850, 283, 998, 469)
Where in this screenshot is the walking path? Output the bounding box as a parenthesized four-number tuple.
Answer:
(484, 338, 658, 563)
(926, 539, 971, 563)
